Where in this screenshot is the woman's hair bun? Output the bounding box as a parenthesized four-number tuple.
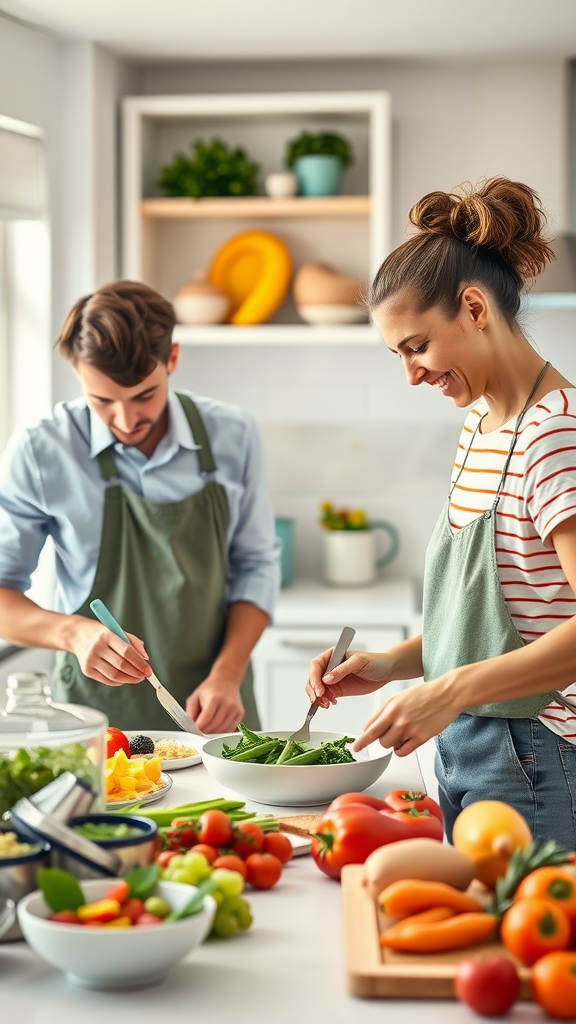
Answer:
(409, 177, 554, 285)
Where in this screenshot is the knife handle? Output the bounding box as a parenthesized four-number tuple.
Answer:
(90, 599, 130, 644)
(325, 626, 356, 673)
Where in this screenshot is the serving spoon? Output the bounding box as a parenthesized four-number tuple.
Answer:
(286, 626, 356, 744)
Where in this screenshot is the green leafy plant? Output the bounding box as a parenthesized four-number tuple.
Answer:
(157, 137, 259, 199)
(285, 130, 354, 169)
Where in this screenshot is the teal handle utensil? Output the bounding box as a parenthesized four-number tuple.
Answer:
(90, 600, 130, 644)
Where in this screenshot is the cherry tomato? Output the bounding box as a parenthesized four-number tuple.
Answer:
(196, 809, 233, 848)
(48, 910, 81, 924)
(311, 804, 422, 881)
(383, 789, 444, 823)
(135, 912, 163, 926)
(157, 850, 178, 869)
(232, 821, 265, 859)
(501, 897, 571, 966)
(245, 852, 283, 889)
(453, 955, 521, 1016)
(262, 832, 293, 865)
(106, 727, 131, 759)
(379, 807, 444, 841)
(192, 844, 218, 864)
(121, 898, 146, 924)
(212, 854, 248, 881)
(531, 951, 576, 1020)
(515, 867, 576, 933)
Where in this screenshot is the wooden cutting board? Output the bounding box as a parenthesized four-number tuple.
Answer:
(341, 864, 533, 999)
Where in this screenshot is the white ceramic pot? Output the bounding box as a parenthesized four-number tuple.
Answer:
(173, 270, 229, 325)
(264, 172, 298, 198)
(322, 524, 400, 587)
(297, 304, 366, 325)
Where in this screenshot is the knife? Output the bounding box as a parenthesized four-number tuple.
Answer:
(89, 599, 205, 738)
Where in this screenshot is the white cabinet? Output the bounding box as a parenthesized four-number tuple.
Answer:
(122, 91, 391, 346)
(252, 624, 405, 735)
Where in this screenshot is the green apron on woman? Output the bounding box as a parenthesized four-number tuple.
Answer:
(53, 393, 260, 732)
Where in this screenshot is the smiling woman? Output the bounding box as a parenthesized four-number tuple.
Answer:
(306, 176, 576, 852)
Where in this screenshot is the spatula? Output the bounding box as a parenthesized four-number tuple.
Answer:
(287, 625, 356, 743)
(90, 599, 205, 738)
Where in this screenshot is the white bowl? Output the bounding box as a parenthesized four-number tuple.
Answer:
(17, 879, 216, 990)
(201, 730, 392, 806)
(297, 304, 367, 325)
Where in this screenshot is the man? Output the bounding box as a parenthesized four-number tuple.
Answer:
(0, 280, 280, 732)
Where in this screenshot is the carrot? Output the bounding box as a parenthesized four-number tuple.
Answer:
(380, 911, 498, 952)
(379, 905, 457, 944)
(378, 879, 483, 918)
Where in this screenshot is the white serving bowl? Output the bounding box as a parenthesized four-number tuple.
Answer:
(17, 879, 216, 990)
(201, 730, 392, 806)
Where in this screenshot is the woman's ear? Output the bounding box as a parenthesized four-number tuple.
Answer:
(461, 286, 489, 332)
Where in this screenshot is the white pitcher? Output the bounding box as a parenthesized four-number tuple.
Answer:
(322, 521, 400, 587)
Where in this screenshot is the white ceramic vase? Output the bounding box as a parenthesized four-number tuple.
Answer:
(264, 172, 298, 198)
(322, 523, 400, 587)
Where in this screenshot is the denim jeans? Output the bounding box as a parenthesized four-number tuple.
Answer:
(435, 713, 576, 849)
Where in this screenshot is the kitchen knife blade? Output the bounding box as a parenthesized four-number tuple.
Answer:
(89, 599, 205, 738)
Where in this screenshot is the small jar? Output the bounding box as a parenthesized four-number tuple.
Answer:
(173, 271, 229, 325)
(0, 673, 108, 819)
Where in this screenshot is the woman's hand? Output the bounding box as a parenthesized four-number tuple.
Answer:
(69, 616, 151, 686)
(352, 674, 462, 756)
(306, 648, 395, 708)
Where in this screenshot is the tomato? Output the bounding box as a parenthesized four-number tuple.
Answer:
(311, 804, 416, 880)
(135, 912, 163, 926)
(501, 897, 571, 966)
(231, 821, 265, 860)
(245, 852, 283, 889)
(192, 844, 218, 865)
(383, 789, 444, 823)
(196, 809, 233, 848)
(106, 727, 131, 759)
(531, 951, 576, 1020)
(122, 898, 146, 923)
(262, 832, 294, 865)
(157, 850, 178, 869)
(379, 807, 444, 841)
(48, 909, 81, 924)
(515, 867, 576, 933)
(328, 792, 389, 812)
(212, 855, 248, 881)
(453, 955, 521, 1016)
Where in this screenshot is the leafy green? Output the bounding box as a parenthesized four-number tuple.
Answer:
(124, 863, 160, 901)
(73, 822, 141, 841)
(487, 840, 572, 918)
(221, 724, 356, 766)
(285, 130, 354, 169)
(158, 138, 259, 199)
(164, 877, 215, 923)
(0, 743, 100, 817)
(37, 867, 85, 913)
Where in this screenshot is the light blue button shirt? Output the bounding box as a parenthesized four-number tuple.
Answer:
(0, 389, 281, 617)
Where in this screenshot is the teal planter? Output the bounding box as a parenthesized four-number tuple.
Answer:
(275, 518, 295, 588)
(293, 155, 343, 197)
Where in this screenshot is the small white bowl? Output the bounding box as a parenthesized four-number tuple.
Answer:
(201, 730, 392, 806)
(18, 879, 216, 990)
(297, 304, 367, 325)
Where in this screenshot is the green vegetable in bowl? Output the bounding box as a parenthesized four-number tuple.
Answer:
(0, 744, 101, 817)
(72, 822, 141, 841)
(221, 724, 356, 765)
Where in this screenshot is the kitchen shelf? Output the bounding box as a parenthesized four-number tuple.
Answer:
(173, 322, 381, 345)
(521, 293, 576, 310)
(141, 195, 371, 219)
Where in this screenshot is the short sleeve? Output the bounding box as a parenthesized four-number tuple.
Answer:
(525, 413, 576, 546)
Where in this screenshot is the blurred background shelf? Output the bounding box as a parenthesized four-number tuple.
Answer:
(173, 323, 381, 345)
(141, 195, 371, 219)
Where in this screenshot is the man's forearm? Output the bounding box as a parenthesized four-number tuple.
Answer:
(210, 601, 270, 684)
(0, 587, 77, 651)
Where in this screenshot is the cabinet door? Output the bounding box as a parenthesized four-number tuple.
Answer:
(252, 627, 405, 736)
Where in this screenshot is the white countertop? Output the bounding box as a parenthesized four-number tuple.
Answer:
(0, 751, 540, 1023)
(274, 577, 417, 627)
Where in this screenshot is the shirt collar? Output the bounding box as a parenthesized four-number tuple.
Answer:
(88, 390, 201, 458)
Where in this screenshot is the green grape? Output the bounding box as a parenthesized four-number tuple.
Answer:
(143, 896, 171, 919)
(211, 868, 244, 897)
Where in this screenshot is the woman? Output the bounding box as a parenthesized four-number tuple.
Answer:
(307, 177, 576, 848)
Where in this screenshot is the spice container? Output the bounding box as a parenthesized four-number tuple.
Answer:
(0, 823, 51, 941)
(0, 672, 108, 819)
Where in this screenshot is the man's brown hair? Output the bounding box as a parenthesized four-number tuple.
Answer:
(55, 280, 176, 386)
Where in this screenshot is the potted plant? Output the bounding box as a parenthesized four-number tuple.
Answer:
(158, 137, 259, 198)
(284, 131, 354, 197)
(319, 502, 400, 586)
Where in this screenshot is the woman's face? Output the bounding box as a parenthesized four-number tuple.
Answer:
(373, 286, 489, 408)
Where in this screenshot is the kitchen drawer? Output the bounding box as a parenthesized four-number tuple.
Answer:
(252, 626, 405, 736)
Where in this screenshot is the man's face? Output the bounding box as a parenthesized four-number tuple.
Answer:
(74, 344, 179, 457)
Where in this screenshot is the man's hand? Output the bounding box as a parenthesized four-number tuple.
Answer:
(186, 672, 244, 734)
(68, 615, 151, 687)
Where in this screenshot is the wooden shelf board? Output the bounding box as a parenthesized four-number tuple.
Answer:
(173, 322, 381, 345)
(141, 195, 371, 220)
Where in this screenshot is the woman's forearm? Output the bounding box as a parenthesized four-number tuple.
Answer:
(453, 616, 576, 711)
(386, 633, 423, 681)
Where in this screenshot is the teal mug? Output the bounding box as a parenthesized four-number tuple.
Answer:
(322, 519, 400, 587)
(275, 517, 295, 588)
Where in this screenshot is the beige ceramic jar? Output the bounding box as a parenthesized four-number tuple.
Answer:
(173, 271, 230, 325)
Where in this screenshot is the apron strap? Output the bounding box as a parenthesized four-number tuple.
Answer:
(175, 392, 218, 475)
(93, 393, 219, 481)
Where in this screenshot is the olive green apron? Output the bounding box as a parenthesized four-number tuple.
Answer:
(52, 393, 260, 732)
(422, 363, 559, 717)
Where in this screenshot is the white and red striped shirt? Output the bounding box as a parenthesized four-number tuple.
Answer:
(449, 388, 576, 743)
